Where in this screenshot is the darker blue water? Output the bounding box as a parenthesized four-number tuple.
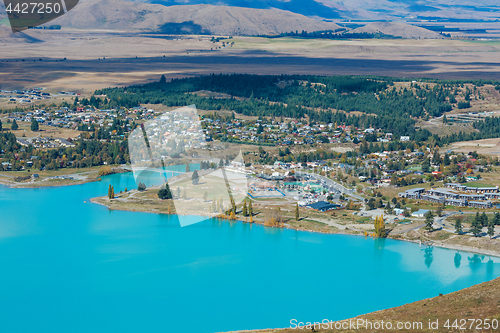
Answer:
(0, 170, 499, 333)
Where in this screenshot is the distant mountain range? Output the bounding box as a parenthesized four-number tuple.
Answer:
(137, 0, 500, 21)
(1, 0, 495, 38)
(2, 0, 498, 26)
(40, 0, 343, 35)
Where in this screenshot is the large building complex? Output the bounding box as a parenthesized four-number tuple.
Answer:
(398, 184, 498, 209)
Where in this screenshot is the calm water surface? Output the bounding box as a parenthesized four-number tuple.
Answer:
(0, 171, 499, 333)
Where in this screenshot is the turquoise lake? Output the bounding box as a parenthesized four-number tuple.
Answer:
(0, 170, 499, 333)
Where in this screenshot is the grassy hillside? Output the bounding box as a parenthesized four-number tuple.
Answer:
(352, 22, 443, 39)
(48, 0, 341, 35)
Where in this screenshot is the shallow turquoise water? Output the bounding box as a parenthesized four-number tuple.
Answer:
(0, 171, 499, 333)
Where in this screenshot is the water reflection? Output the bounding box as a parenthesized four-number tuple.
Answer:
(486, 257, 495, 279)
(454, 252, 462, 268)
(264, 226, 283, 235)
(468, 254, 483, 272)
(424, 247, 433, 268)
(373, 238, 386, 260)
(2, 172, 500, 333)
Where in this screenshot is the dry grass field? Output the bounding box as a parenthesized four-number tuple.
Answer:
(450, 138, 500, 156)
(3, 30, 500, 93)
(0, 118, 81, 139)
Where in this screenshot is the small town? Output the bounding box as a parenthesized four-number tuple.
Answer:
(3, 4, 500, 329)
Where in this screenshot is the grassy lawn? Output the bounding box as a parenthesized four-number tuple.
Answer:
(463, 180, 500, 187)
(406, 165, 422, 171)
(356, 216, 371, 223)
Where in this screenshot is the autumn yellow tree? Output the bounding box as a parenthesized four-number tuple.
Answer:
(374, 215, 386, 238)
(99, 166, 113, 177)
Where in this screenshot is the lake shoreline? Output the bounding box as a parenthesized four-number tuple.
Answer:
(223, 277, 500, 333)
(90, 193, 500, 259)
(0, 167, 129, 189)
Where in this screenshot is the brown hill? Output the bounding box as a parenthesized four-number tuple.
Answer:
(352, 22, 443, 39)
(50, 0, 341, 35)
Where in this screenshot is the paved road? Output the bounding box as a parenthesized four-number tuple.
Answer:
(297, 171, 364, 201)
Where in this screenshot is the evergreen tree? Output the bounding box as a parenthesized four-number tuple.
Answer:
(11, 119, 18, 131)
(455, 219, 462, 234)
(248, 200, 253, 216)
(385, 201, 392, 214)
(0, 119, 2, 132)
(424, 211, 435, 231)
(242, 199, 248, 216)
(377, 198, 384, 208)
(295, 202, 299, 221)
(367, 198, 375, 210)
(481, 212, 488, 227)
(422, 158, 431, 173)
(257, 124, 263, 134)
(436, 205, 443, 217)
(495, 212, 500, 226)
(191, 169, 199, 185)
(108, 184, 112, 199)
(231, 197, 236, 214)
(31, 118, 39, 132)
(471, 212, 482, 237)
(432, 150, 440, 164)
(487, 219, 495, 239)
(158, 183, 172, 200)
(110, 185, 115, 199)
